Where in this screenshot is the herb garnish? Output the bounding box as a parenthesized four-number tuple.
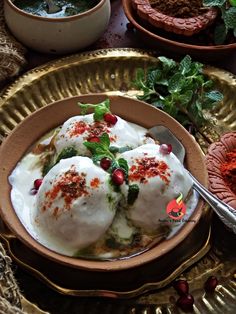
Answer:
(203, 0, 236, 44)
(42, 146, 78, 176)
(83, 132, 139, 202)
(134, 55, 223, 130)
(55, 146, 78, 163)
(128, 184, 140, 205)
(79, 99, 110, 121)
(83, 133, 128, 174)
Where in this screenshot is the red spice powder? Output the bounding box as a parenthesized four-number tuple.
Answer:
(149, 0, 205, 18)
(44, 168, 88, 211)
(129, 156, 170, 184)
(90, 177, 101, 188)
(69, 120, 117, 142)
(220, 149, 236, 195)
(69, 121, 88, 137)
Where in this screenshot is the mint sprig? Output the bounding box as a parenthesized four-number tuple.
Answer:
(134, 55, 223, 129)
(79, 99, 110, 121)
(83, 133, 129, 173)
(83, 133, 114, 161)
(84, 133, 139, 203)
(203, 0, 236, 44)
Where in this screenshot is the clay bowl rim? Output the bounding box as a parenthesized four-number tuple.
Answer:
(123, 0, 236, 53)
(5, 0, 107, 22)
(131, 0, 217, 36)
(0, 94, 207, 271)
(206, 132, 236, 209)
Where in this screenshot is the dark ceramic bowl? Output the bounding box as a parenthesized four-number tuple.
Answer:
(123, 0, 236, 61)
(206, 132, 236, 209)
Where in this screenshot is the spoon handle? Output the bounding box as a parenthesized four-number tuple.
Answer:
(188, 172, 236, 234)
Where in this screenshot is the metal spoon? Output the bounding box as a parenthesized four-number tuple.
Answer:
(148, 125, 236, 234)
(45, 0, 61, 14)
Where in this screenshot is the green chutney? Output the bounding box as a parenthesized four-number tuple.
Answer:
(13, 0, 100, 18)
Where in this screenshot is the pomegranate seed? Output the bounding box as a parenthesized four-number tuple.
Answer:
(111, 168, 125, 185)
(34, 179, 43, 190)
(104, 113, 118, 125)
(176, 294, 194, 312)
(88, 136, 100, 143)
(160, 144, 172, 155)
(100, 157, 112, 170)
(173, 280, 189, 295)
(204, 276, 218, 293)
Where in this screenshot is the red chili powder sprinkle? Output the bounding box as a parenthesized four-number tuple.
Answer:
(45, 168, 88, 211)
(69, 120, 117, 142)
(90, 177, 101, 188)
(220, 149, 236, 195)
(129, 157, 170, 184)
(69, 121, 88, 137)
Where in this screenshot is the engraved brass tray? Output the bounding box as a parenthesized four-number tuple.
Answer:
(0, 49, 235, 313)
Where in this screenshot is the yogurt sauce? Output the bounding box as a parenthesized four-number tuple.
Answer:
(9, 113, 198, 258)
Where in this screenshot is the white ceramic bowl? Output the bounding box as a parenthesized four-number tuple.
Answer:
(4, 0, 110, 54)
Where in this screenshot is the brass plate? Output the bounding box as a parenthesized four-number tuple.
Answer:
(0, 49, 235, 312)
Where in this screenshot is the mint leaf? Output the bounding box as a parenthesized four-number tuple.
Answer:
(203, 0, 236, 44)
(134, 55, 223, 129)
(179, 55, 192, 75)
(134, 68, 147, 89)
(56, 147, 77, 163)
(203, 0, 226, 6)
(168, 73, 185, 93)
(158, 56, 176, 70)
(178, 90, 193, 105)
(147, 69, 162, 88)
(224, 7, 236, 28)
(79, 99, 110, 121)
(83, 133, 114, 161)
(109, 146, 119, 154)
(117, 158, 129, 176)
(205, 91, 224, 102)
(99, 133, 110, 148)
(83, 141, 101, 154)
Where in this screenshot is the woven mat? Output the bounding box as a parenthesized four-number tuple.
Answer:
(0, 0, 27, 84)
(0, 1, 28, 313)
(0, 242, 26, 314)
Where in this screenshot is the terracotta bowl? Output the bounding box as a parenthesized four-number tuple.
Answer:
(206, 132, 236, 209)
(4, 0, 110, 54)
(131, 0, 217, 36)
(123, 0, 236, 61)
(0, 94, 207, 271)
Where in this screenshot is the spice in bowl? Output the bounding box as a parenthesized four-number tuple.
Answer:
(220, 149, 236, 195)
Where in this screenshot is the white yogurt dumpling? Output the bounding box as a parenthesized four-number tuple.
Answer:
(54, 114, 151, 156)
(120, 144, 193, 232)
(34, 156, 120, 255)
